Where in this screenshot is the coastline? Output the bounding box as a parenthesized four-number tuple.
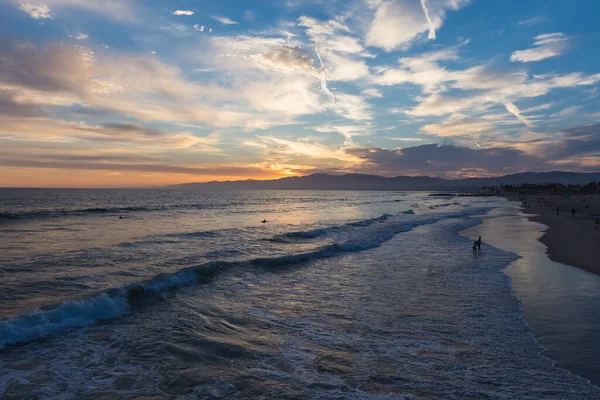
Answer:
(462, 205, 600, 385)
(503, 193, 600, 275)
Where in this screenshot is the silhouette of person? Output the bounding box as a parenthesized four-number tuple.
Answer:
(556, 206, 560, 215)
(476, 236, 482, 252)
(571, 208, 575, 218)
(473, 241, 478, 255)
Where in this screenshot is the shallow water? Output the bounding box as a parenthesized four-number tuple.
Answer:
(1, 190, 598, 399)
(463, 206, 600, 385)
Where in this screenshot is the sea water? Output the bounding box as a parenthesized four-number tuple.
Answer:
(0, 189, 598, 399)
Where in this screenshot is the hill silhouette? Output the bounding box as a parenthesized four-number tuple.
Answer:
(167, 171, 600, 191)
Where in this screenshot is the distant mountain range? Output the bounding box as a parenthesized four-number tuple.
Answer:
(167, 171, 600, 191)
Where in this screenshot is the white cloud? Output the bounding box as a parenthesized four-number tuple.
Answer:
(362, 88, 383, 98)
(173, 10, 194, 16)
(518, 16, 546, 26)
(551, 105, 582, 118)
(365, 0, 469, 51)
(12, 0, 140, 23)
(420, 0, 436, 40)
(323, 52, 369, 81)
(421, 117, 496, 137)
(372, 47, 459, 92)
(211, 15, 238, 25)
(522, 102, 556, 113)
(328, 93, 372, 121)
(504, 102, 532, 127)
(19, 3, 52, 19)
(69, 33, 89, 40)
(510, 33, 569, 63)
(296, 15, 370, 84)
(193, 24, 205, 32)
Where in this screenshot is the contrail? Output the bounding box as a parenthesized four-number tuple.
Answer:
(420, 0, 436, 40)
(504, 102, 533, 127)
(314, 45, 335, 102)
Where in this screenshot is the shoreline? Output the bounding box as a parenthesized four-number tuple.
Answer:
(502, 193, 600, 275)
(462, 206, 600, 385)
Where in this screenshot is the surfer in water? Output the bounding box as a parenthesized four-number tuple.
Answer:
(261, 219, 268, 223)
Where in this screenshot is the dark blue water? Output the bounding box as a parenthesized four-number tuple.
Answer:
(0, 189, 598, 399)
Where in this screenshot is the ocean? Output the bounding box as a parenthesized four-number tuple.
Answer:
(0, 189, 598, 399)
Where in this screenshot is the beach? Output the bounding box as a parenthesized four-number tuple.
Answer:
(463, 206, 600, 384)
(504, 193, 600, 275)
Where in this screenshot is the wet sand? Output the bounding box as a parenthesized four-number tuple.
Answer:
(504, 194, 600, 275)
(463, 206, 600, 385)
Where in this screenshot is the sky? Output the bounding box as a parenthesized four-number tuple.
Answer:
(0, 0, 599, 187)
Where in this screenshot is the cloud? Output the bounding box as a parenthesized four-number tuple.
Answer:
(420, 118, 496, 137)
(296, 16, 370, 84)
(550, 105, 582, 118)
(193, 24, 205, 32)
(347, 144, 542, 178)
(372, 47, 459, 92)
(550, 124, 600, 159)
(0, 40, 293, 130)
(0, 156, 284, 178)
(518, 16, 546, 26)
(255, 135, 359, 162)
(0, 89, 47, 117)
(19, 3, 52, 19)
(323, 51, 369, 81)
(510, 33, 569, 63)
(69, 33, 89, 40)
(211, 15, 238, 25)
(419, 0, 436, 39)
(361, 88, 383, 98)
(314, 124, 372, 147)
(208, 33, 373, 122)
(11, 0, 140, 23)
(329, 93, 372, 121)
(173, 10, 193, 16)
(504, 102, 532, 127)
(345, 125, 600, 176)
(365, 0, 469, 51)
(400, 58, 600, 120)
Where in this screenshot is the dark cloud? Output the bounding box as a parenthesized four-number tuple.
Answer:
(0, 41, 93, 94)
(549, 124, 600, 159)
(0, 89, 46, 117)
(347, 144, 543, 177)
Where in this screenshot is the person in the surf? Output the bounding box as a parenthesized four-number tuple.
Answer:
(261, 219, 268, 223)
(476, 236, 482, 252)
(473, 241, 478, 255)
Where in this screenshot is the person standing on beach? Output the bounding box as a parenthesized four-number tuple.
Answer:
(571, 208, 576, 218)
(476, 236, 482, 252)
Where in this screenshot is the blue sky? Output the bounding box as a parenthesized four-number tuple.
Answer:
(0, 0, 599, 187)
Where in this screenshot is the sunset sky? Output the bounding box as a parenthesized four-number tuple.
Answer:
(1, 0, 599, 187)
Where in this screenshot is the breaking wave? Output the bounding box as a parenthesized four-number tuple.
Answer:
(0, 211, 447, 350)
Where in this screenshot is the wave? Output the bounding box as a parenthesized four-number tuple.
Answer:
(275, 213, 400, 242)
(0, 211, 444, 350)
(0, 196, 366, 223)
(0, 206, 164, 222)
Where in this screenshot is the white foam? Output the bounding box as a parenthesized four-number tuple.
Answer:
(0, 293, 128, 349)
